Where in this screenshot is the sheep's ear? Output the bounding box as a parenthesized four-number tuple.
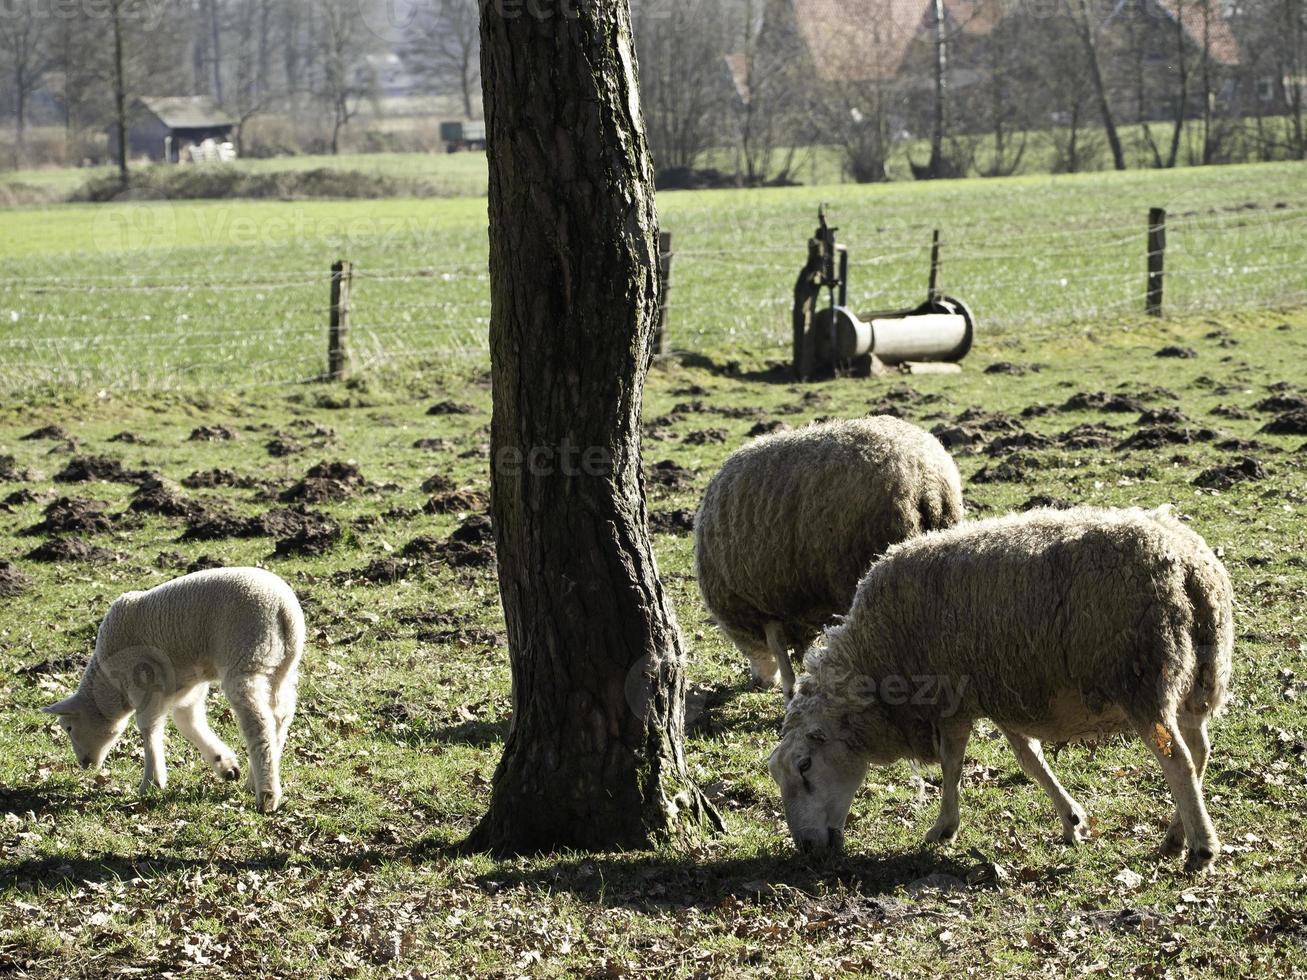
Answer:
(42, 697, 78, 716)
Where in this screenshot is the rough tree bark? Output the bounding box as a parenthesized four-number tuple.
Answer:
(462, 0, 721, 854)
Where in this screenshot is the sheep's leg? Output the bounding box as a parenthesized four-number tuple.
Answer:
(925, 724, 971, 843)
(764, 622, 796, 699)
(1162, 717, 1212, 857)
(1136, 716, 1219, 873)
(733, 635, 780, 691)
(224, 676, 281, 813)
(171, 684, 240, 782)
(137, 707, 169, 795)
(273, 670, 299, 757)
(1000, 727, 1091, 845)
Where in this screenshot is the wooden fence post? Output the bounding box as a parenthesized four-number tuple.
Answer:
(927, 228, 941, 304)
(329, 259, 352, 380)
(654, 231, 672, 355)
(1146, 208, 1166, 317)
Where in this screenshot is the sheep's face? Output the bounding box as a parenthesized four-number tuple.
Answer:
(43, 696, 129, 770)
(769, 725, 869, 853)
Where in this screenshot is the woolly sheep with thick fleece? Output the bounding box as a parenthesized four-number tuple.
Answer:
(695, 416, 963, 696)
(769, 506, 1234, 873)
(44, 567, 305, 812)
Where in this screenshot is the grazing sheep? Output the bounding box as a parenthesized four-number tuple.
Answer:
(695, 416, 963, 697)
(769, 506, 1233, 873)
(44, 567, 305, 812)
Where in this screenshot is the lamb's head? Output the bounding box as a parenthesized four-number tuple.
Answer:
(769, 679, 872, 853)
(43, 693, 129, 770)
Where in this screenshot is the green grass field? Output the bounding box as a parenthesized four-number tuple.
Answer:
(1, 161, 1306, 976)
(0, 161, 1303, 393)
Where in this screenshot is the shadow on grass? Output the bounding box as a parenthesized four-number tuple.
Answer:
(676, 352, 796, 385)
(472, 847, 976, 910)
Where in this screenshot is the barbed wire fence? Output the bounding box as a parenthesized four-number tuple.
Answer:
(0, 203, 1303, 392)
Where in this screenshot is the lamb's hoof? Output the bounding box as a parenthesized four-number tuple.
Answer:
(1183, 845, 1217, 874)
(925, 821, 959, 844)
(138, 776, 166, 796)
(219, 764, 241, 782)
(256, 789, 282, 814)
(1061, 809, 1093, 845)
(1161, 830, 1186, 858)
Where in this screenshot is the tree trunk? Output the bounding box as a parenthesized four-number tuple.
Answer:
(929, 0, 947, 175)
(1074, 0, 1126, 171)
(110, 0, 129, 186)
(463, 0, 720, 855)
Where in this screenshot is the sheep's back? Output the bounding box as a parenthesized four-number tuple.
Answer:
(695, 417, 962, 641)
(829, 506, 1234, 728)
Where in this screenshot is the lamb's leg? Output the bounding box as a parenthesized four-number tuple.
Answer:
(273, 670, 299, 757)
(1000, 727, 1091, 845)
(1136, 715, 1219, 873)
(224, 677, 281, 813)
(764, 622, 796, 699)
(925, 724, 971, 843)
(137, 707, 169, 795)
(1162, 717, 1212, 857)
(733, 634, 780, 691)
(171, 684, 241, 782)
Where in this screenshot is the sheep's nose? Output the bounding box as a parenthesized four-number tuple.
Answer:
(827, 827, 845, 850)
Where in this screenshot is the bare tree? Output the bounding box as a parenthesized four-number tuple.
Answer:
(317, 0, 375, 154)
(0, 0, 53, 168)
(1065, 0, 1128, 169)
(405, 0, 480, 118)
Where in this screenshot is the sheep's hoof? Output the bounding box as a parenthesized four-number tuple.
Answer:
(1183, 845, 1217, 874)
(138, 775, 166, 796)
(1061, 808, 1093, 845)
(925, 820, 959, 844)
(1160, 829, 1186, 858)
(256, 789, 282, 814)
(219, 764, 241, 783)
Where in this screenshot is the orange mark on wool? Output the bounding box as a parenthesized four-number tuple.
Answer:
(1152, 723, 1174, 758)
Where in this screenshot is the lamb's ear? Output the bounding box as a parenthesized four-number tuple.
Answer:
(42, 697, 79, 716)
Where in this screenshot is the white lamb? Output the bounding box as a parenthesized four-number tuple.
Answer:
(769, 506, 1234, 873)
(44, 567, 305, 813)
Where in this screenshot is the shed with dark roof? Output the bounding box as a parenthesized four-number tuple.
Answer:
(107, 96, 236, 163)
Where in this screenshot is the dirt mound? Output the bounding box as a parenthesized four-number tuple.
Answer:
(649, 508, 695, 535)
(21, 424, 71, 441)
(1020, 495, 1074, 511)
(1210, 404, 1253, 420)
(188, 425, 239, 442)
(1260, 410, 1307, 435)
(1254, 394, 1307, 413)
(1062, 391, 1143, 413)
(420, 473, 455, 494)
(401, 515, 495, 569)
(1020, 403, 1056, 418)
(187, 555, 227, 573)
(1116, 425, 1217, 451)
(955, 408, 1023, 433)
(1056, 423, 1117, 450)
(683, 428, 727, 446)
(646, 459, 694, 491)
(985, 432, 1051, 456)
(181, 468, 262, 490)
(181, 510, 264, 541)
(1138, 407, 1188, 425)
(427, 400, 477, 416)
(424, 489, 488, 515)
(279, 461, 366, 504)
(273, 512, 342, 557)
(984, 362, 1041, 375)
(343, 557, 419, 584)
(745, 420, 789, 438)
(129, 477, 197, 517)
(1156, 345, 1198, 359)
(671, 400, 708, 415)
(713, 405, 763, 420)
(14, 650, 84, 678)
(1194, 456, 1266, 489)
(26, 496, 115, 535)
(972, 453, 1039, 484)
(3, 488, 53, 508)
(1215, 437, 1267, 453)
(413, 437, 455, 452)
(0, 560, 32, 598)
(26, 536, 117, 563)
(265, 436, 304, 457)
(0, 455, 36, 482)
(930, 424, 982, 452)
(108, 431, 148, 444)
(54, 455, 148, 484)
(670, 384, 710, 397)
